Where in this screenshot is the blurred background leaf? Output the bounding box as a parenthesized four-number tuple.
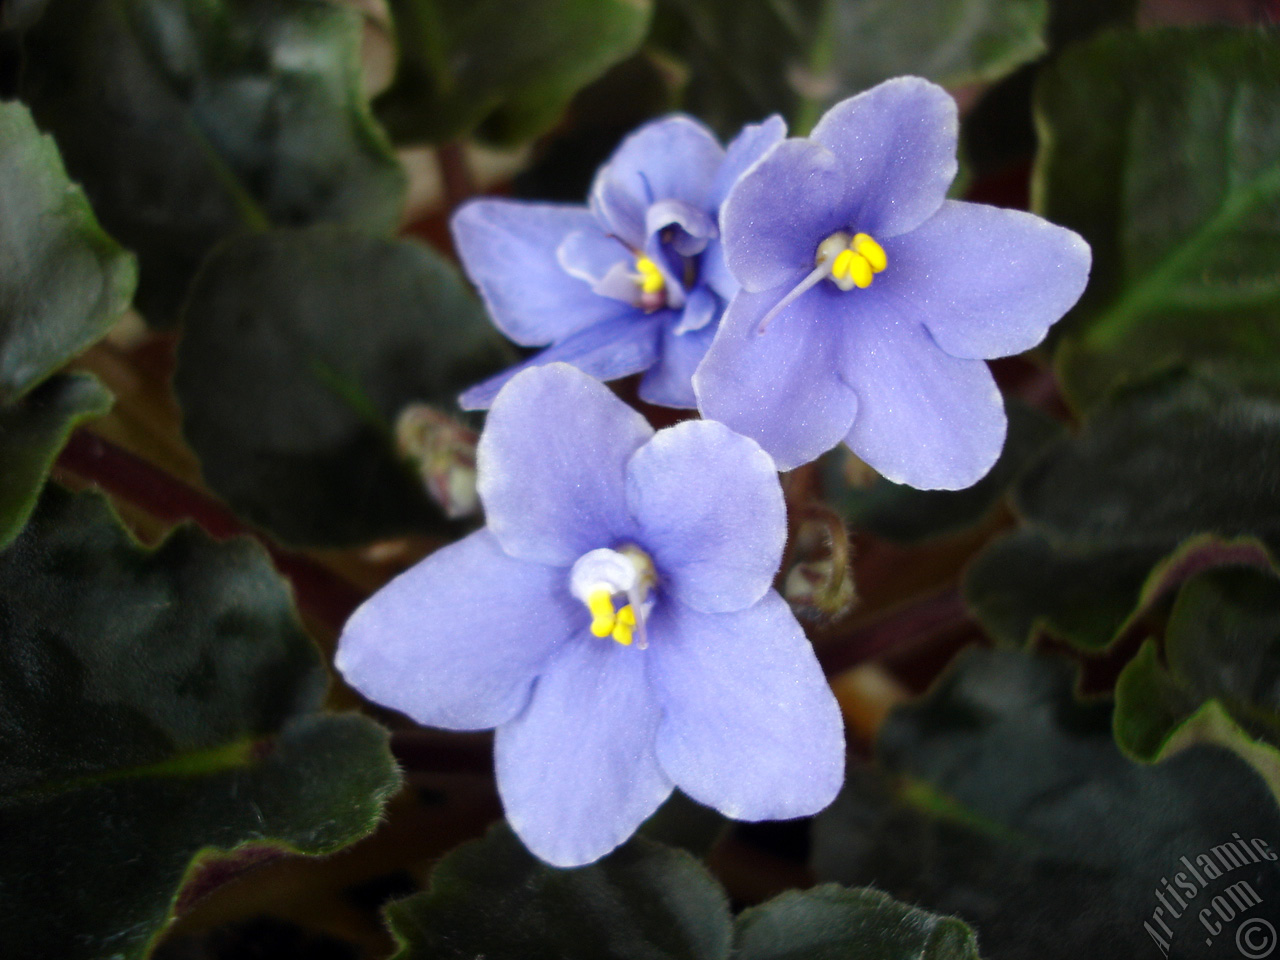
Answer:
(376, 0, 653, 146)
(652, 0, 1048, 137)
(0, 487, 401, 960)
(813, 648, 1280, 959)
(18, 0, 406, 327)
(1035, 26, 1280, 410)
(174, 227, 507, 547)
(0, 100, 136, 403)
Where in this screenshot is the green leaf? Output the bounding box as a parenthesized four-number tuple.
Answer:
(1035, 27, 1280, 410)
(812, 648, 1280, 958)
(654, 0, 1047, 137)
(174, 227, 507, 547)
(965, 376, 1280, 649)
(385, 823, 733, 960)
(19, 0, 406, 327)
(0, 372, 112, 549)
(0, 486, 401, 960)
(733, 886, 980, 960)
(0, 101, 136, 402)
(376, 0, 653, 146)
(1116, 564, 1280, 799)
(826, 399, 1062, 543)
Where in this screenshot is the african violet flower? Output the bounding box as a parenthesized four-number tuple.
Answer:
(694, 77, 1092, 485)
(336, 363, 844, 867)
(452, 113, 785, 410)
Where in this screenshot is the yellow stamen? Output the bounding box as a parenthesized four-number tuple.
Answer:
(831, 249, 873, 290)
(611, 605, 636, 646)
(852, 233, 887, 273)
(587, 588, 616, 638)
(635, 257, 665, 295)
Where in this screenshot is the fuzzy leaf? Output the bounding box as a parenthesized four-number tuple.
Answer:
(0, 101, 135, 402)
(1035, 27, 1280, 409)
(19, 0, 406, 326)
(174, 227, 506, 547)
(0, 487, 401, 960)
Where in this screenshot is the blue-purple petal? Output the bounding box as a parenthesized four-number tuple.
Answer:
(496, 636, 672, 867)
(335, 529, 574, 730)
(649, 592, 845, 820)
(557, 228, 631, 285)
(452, 200, 622, 346)
(694, 285, 858, 471)
(477, 364, 653, 565)
(709, 114, 787, 208)
(810, 76, 958, 239)
(720, 138, 848, 293)
(590, 115, 725, 246)
(627, 420, 784, 614)
(840, 302, 1007, 490)
(882, 200, 1092, 359)
(637, 320, 718, 409)
(458, 309, 664, 410)
(645, 199, 716, 256)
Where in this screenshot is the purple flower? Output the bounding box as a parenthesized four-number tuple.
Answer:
(693, 77, 1092, 485)
(452, 113, 786, 410)
(336, 363, 844, 867)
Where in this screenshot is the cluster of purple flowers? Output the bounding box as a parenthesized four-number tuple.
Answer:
(337, 77, 1091, 867)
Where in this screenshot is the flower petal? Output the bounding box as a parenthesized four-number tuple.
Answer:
(335, 529, 573, 730)
(672, 283, 719, 335)
(645, 199, 716, 256)
(589, 115, 725, 246)
(496, 636, 672, 867)
(627, 420, 784, 614)
(637, 319, 718, 409)
(478, 363, 654, 564)
(452, 200, 622, 346)
(709, 114, 787, 208)
(881, 200, 1092, 359)
(841, 303, 1007, 490)
(720, 138, 848, 293)
(558, 228, 631, 285)
(458, 310, 664, 410)
(694, 285, 858, 471)
(810, 76, 958, 239)
(649, 592, 844, 820)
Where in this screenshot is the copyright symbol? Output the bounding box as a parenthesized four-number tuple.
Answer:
(1238, 918, 1277, 959)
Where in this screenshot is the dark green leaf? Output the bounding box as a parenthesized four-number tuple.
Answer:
(826, 399, 1062, 543)
(0, 486, 401, 960)
(1116, 564, 1280, 798)
(384, 823, 733, 960)
(1046, 0, 1137, 48)
(0, 101, 136, 402)
(812, 648, 1280, 959)
(174, 227, 507, 547)
(376, 0, 653, 146)
(0, 372, 111, 549)
(733, 885, 980, 960)
(1035, 27, 1280, 409)
(654, 0, 1046, 137)
(19, 0, 406, 326)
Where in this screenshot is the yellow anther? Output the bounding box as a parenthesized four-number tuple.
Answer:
(852, 233, 887, 273)
(831, 249, 873, 290)
(635, 257, 665, 295)
(586, 588, 617, 638)
(611, 605, 637, 646)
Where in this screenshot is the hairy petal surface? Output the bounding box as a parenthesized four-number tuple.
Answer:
(452, 201, 619, 345)
(458, 310, 662, 410)
(496, 637, 672, 867)
(649, 592, 844, 820)
(710, 114, 787, 208)
(882, 201, 1092, 359)
(720, 138, 848, 293)
(841, 304, 1007, 490)
(335, 530, 573, 730)
(478, 364, 653, 564)
(810, 76, 958, 239)
(695, 286, 858, 471)
(589, 116, 724, 246)
(627, 420, 784, 614)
